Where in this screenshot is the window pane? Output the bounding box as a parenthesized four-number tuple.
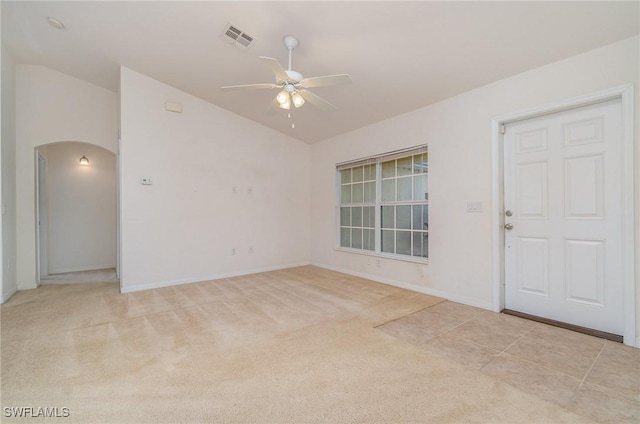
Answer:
(369, 206, 376, 228)
(363, 181, 375, 203)
(412, 232, 426, 257)
(413, 174, 428, 201)
(424, 205, 429, 231)
(352, 206, 362, 227)
(381, 206, 394, 229)
(382, 230, 394, 253)
(362, 164, 369, 181)
(362, 206, 374, 228)
(397, 177, 412, 201)
(341, 169, 351, 184)
(352, 228, 363, 249)
(352, 166, 363, 183)
(341, 185, 351, 204)
(382, 160, 395, 178)
(362, 206, 369, 228)
(382, 179, 395, 202)
(412, 205, 428, 230)
(368, 229, 375, 250)
(352, 183, 364, 203)
(340, 207, 350, 226)
(397, 205, 411, 229)
(397, 156, 412, 176)
(413, 153, 427, 174)
(396, 231, 411, 255)
(424, 233, 429, 257)
(363, 228, 371, 251)
(340, 228, 350, 247)
(364, 164, 376, 181)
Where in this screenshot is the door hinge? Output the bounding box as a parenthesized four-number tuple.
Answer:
(500, 124, 506, 135)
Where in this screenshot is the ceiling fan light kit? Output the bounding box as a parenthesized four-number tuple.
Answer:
(279, 96, 291, 110)
(221, 35, 352, 122)
(292, 92, 305, 108)
(276, 90, 289, 105)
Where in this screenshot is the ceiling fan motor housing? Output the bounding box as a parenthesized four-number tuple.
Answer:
(284, 70, 303, 83)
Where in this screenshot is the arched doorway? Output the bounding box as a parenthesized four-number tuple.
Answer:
(35, 141, 118, 285)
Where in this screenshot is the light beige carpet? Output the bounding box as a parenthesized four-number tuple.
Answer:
(1, 266, 593, 423)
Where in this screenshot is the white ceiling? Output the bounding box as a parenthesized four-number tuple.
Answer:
(2, 1, 638, 143)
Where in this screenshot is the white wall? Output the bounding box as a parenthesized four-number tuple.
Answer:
(1, 45, 18, 302)
(15, 66, 118, 289)
(310, 37, 639, 317)
(42, 142, 116, 274)
(119, 67, 310, 292)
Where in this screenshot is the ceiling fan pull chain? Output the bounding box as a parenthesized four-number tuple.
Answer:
(288, 111, 295, 129)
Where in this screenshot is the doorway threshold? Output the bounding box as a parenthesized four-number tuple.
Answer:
(502, 309, 623, 343)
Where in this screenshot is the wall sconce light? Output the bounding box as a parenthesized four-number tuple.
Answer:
(79, 155, 89, 166)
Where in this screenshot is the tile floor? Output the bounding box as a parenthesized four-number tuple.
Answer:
(377, 301, 640, 424)
(39, 268, 118, 285)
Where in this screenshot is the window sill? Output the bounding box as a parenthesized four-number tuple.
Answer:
(333, 246, 429, 265)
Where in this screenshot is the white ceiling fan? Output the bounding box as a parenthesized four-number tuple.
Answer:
(221, 35, 352, 113)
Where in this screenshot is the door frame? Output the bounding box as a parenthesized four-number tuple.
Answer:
(33, 142, 120, 285)
(490, 84, 636, 346)
(35, 152, 48, 285)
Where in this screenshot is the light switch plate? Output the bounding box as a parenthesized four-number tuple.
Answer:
(466, 201, 483, 212)
(141, 177, 153, 185)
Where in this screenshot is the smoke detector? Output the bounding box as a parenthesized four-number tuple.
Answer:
(46, 17, 65, 30)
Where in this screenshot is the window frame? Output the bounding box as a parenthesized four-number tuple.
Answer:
(335, 145, 428, 264)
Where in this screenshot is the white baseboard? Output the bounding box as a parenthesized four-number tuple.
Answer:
(311, 262, 493, 310)
(120, 262, 312, 294)
(1, 286, 18, 304)
(49, 264, 116, 275)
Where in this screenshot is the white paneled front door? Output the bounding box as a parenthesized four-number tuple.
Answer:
(504, 98, 624, 335)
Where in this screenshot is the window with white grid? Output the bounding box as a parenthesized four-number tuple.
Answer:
(337, 146, 428, 261)
(339, 162, 376, 251)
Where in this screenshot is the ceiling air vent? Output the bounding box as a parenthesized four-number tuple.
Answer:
(221, 23, 255, 49)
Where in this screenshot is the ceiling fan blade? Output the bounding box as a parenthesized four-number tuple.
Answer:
(259, 56, 289, 81)
(299, 74, 352, 88)
(299, 90, 337, 112)
(221, 83, 277, 91)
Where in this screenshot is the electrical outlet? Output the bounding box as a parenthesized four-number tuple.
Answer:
(376, 259, 382, 267)
(248, 246, 254, 254)
(141, 177, 153, 185)
(231, 248, 236, 256)
(247, 186, 253, 195)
